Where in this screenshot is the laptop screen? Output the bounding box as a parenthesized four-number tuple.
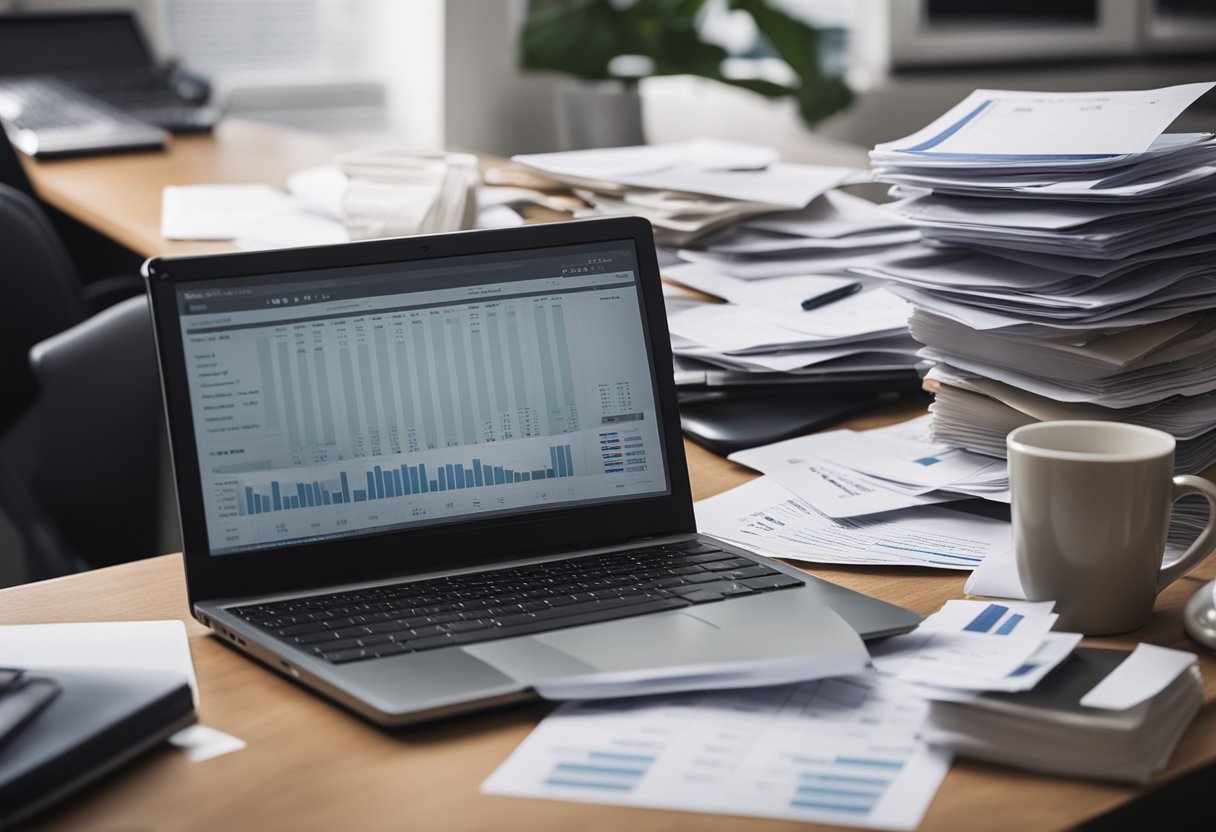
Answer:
(174, 239, 670, 556)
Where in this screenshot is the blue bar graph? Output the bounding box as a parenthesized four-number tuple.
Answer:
(995, 613, 1024, 636)
(964, 603, 1009, 634)
(237, 443, 574, 515)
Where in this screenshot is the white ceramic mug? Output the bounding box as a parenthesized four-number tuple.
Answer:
(1007, 421, 1216, 635)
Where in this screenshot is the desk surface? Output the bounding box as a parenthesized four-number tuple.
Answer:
(11, 122, 1216, 831)
(23, 119, 343, 259)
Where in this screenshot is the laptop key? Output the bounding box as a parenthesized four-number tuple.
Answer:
(719, 565, 780, 581)
(323, 648, 372, 664)
(444, 619, 492, 633)
(278, 621, 331, 638)
(741, 574, 805, 591)
(671, 582, 757, 604)
(705, 558, 754, 571)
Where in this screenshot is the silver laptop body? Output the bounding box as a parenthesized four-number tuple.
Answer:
(146, 217, 920, 725)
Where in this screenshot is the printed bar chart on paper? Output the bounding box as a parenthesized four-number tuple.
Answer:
(483, 675, 951, 831)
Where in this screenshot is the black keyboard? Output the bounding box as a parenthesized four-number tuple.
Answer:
(232, 541, 804, 665)
(0, 76, 166, 157)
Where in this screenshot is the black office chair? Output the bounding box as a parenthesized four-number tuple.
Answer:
(0, 122, 36, 198)
(0, 184, 177, 576)
(0, 294, 179, 577)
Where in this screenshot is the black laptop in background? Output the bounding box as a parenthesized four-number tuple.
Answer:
(146, 217, 921, 725)
(0, 10, 219, 157)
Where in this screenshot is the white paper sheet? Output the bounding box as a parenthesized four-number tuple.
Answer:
(286, 164, 346, 220)
(233, 207, 349, 251)
(0, 620, 198, 703)
(483, 673, 951, 831)
(168, 725, 247, 763)
(161, 184, 297, 240)
(746, 190, 914, 238)
(875, 83, 1214, 158)
(804, 430, 1007, 491)
(730, 432, 963, 518)
(871, 601, 1058, 687)
(513, 139, 857, 208)
(1079, 644, 1198, 711)
(963, 545, 1026, 600)
(695, 477, 1010, 570)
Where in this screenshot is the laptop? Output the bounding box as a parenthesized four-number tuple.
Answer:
(0, 10, 218, 157)
(145, 217, 920, 725)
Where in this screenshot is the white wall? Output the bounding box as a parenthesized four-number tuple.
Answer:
(440, 0, 562, 155)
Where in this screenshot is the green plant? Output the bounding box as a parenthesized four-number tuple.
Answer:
(520, 0, 852, 126)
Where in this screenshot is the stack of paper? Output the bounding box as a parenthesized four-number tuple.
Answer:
(516, 140, 926, 394)
(862, 83, 1216, 469)
(664, 261, 922, 382)
(870, 600, 1079, 694)
(339, 148, 479, 240)
(512, 139, 860, 246)
(728, 415, 1010, 515)
(676, 189, 922, 280)
(924, 643, 1202, 784)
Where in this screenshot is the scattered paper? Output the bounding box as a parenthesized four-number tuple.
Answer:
(871, 600, 1060, 689)
(286, 164, 346, 220)
(514, 139, 856, 208)
(0, 620, 198, 704)
(161, 184, 297, 240)
(696, 477, 1010, 570)
(483, 673, 951, 831)
(1080, 644, 1199, 711)
(730, 433, 962, 519)
(233, 207, 349, 251)
(476, 204, 525, 229)
(962, 546, 1026, 600)
(169, 724, 247, 763)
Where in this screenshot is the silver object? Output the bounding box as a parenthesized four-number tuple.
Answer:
(1183, 579, 1216, 650)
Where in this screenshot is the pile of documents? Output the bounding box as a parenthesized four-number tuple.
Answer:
(925, 643, 1201, 783)
(871, 600, 1078, 694)
(514, 140, 927, 390)
(693, 417, 1012, 570)
(513, 138, 861, 246)
(863, 83, 1216, 470)
(338, 148, 479, 240)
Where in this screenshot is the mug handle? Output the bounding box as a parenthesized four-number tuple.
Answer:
(1158, 475, 1216, 593)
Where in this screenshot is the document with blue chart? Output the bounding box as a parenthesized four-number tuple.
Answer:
(482, 673, 950, 830)
(175, 242, 668, 555)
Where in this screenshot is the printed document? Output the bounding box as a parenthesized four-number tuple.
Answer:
(876, 83, 1214, 158)
(483, 674, 951, 831)
(695, 476, 1010, 570)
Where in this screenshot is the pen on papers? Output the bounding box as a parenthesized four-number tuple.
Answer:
(800, 282, 862, 311)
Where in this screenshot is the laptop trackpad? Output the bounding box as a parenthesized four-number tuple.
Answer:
(463, 610, 724, 684)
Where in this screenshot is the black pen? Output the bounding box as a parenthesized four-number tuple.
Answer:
(800, 281, 862, 311)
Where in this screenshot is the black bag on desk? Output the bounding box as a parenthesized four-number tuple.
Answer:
(0, 668, 195, 828)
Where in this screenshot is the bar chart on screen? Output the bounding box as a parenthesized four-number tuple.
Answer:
(235, 443, 577, 516)
(241, 299, 583, 465)
(181, 264, 668, 554)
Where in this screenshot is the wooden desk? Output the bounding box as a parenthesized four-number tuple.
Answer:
(4, 417, 1216, 832)
(10, 121, 1216, 831)
(23, 119, 344, 259)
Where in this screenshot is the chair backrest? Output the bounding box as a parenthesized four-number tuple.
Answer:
(0, 183, 91, 431)
(0, 295, 176, 572)
(0, 126, 36, 198)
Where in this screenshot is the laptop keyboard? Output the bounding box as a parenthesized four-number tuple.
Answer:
(231, 541, 804, 665)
